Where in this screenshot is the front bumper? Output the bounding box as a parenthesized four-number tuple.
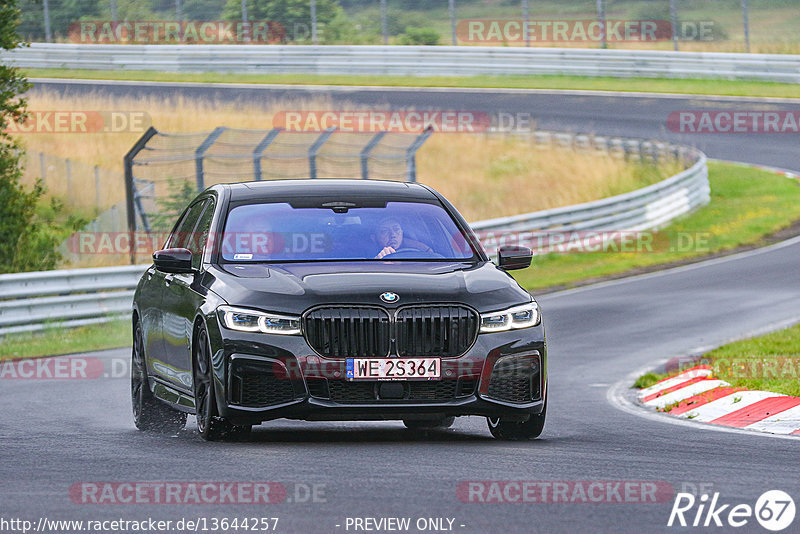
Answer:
(211, 325, 547, 426)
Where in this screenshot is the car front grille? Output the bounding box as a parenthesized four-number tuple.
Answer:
(314, 377, 477, 404)
(396, 305, 479, 357)
(487, 354, 541, 404)
(303, 306, 391, 358)
(229, 359, 304, 408)
(302, 305, 479, 358)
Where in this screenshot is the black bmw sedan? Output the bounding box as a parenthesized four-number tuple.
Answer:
(131, 179, 546, 441)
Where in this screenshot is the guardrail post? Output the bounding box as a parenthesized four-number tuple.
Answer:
(308, 127, 336, 179)
(253, 128, 282, 181)
(406, 126, 434, 183)
(124, 126, 158, 265)
(360, 131, 387, 180)
(195, 127, 227, 191)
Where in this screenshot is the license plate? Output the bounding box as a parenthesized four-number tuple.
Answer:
(346, 358, 441, 380)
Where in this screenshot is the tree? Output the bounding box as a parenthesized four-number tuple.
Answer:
(222, 0, 343, 43)
(0, 0, 84, 273)
(0, 0, 36, 272)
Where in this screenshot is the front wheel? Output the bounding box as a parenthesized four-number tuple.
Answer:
(131, 322, 187, 433)
(193, 325, 250, 441)
(487, 403, 546, 441)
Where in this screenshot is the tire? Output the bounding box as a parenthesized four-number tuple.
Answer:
(487, 403, 546, 441)
(193, 325, 250, 441)
(403, 416, 455, 430)
(131, 321, 187, 433)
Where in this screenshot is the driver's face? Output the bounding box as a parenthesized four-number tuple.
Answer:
(377, 220, 403, 249)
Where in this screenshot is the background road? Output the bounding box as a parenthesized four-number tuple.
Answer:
(31, 78, 800, 170)
(2, 81, 799, 534)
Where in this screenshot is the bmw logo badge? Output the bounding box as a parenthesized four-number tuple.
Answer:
(380, 292, 399, 303)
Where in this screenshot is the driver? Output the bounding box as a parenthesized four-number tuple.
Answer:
(372, 216, 432, 259)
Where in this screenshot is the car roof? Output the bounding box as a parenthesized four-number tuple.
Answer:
(222, 179, 438, 203)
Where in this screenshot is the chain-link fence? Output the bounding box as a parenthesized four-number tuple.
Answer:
(21, 151, 123, 213)
(125, 126, 432, 235)
(16, 0, 795, 54)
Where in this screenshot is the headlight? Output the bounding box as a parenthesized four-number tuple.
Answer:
(218, 306, 301, 335)
(480, 302, 540, 333)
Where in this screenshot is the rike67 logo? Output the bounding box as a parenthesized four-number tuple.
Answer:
(668, 490, 795, 531)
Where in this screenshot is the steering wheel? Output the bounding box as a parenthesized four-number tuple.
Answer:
(383, 247, 444, 259)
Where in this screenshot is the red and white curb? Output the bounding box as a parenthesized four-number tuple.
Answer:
(637, 365, 800, 436)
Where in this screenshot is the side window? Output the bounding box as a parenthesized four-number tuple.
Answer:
(190, 199, 216, 269)
(168, 200, 207, 250)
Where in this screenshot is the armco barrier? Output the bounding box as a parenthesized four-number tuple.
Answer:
(0, 138, 709, 335)
(0, 264, 148, 335)
(3, 43, 800, 82)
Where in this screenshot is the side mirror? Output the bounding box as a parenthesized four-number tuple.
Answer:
(153, 248, 194, 274)
(497, 245, 532, 271)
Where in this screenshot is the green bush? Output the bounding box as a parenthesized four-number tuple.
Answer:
(399, 26, 440, 46)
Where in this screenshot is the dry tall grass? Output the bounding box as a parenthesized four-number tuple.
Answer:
(17, 90, 678, 224)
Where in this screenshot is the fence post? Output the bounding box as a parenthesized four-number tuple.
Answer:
(360, 131, 387, 180)
(381, 0, 388, 44)
(522, 0, 530, 47)
(449, 0, 457, 45)
(94, 165, 100, 213)
(741, 0, 750, 53)
(405, 126, 433, 183)
(42, 0, 52, 42)
(308, 127, 336, 179)
(253, 128, 282, 181)
(670, 0, 679, 51)
(595, 0, 606, 49)
(124, 126, 158, 265)
(310, 0, 318, 45)
(195, 127, 227, 191)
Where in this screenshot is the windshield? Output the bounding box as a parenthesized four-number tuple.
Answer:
(220, 200, 478, 262)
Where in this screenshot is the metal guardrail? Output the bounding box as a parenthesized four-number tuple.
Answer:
(0, 265, 147, 335)
(3, 43, 800, 82)
(0, 134, 709, 336)
(473, 136, 709, 255)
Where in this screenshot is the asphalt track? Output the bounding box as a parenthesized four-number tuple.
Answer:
(2, 80, 799, 534)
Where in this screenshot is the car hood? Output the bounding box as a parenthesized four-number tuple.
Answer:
(207, 261, 531, 315)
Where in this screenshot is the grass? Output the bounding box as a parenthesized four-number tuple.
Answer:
(0, 319, 130, 360)
(25, 68, 800, 99)
(634, 322, 800, 397)
(16, 90, 675, 255)
(512, 161, 800, 291)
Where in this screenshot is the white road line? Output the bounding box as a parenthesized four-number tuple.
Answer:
(678, 391, 783, 422)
